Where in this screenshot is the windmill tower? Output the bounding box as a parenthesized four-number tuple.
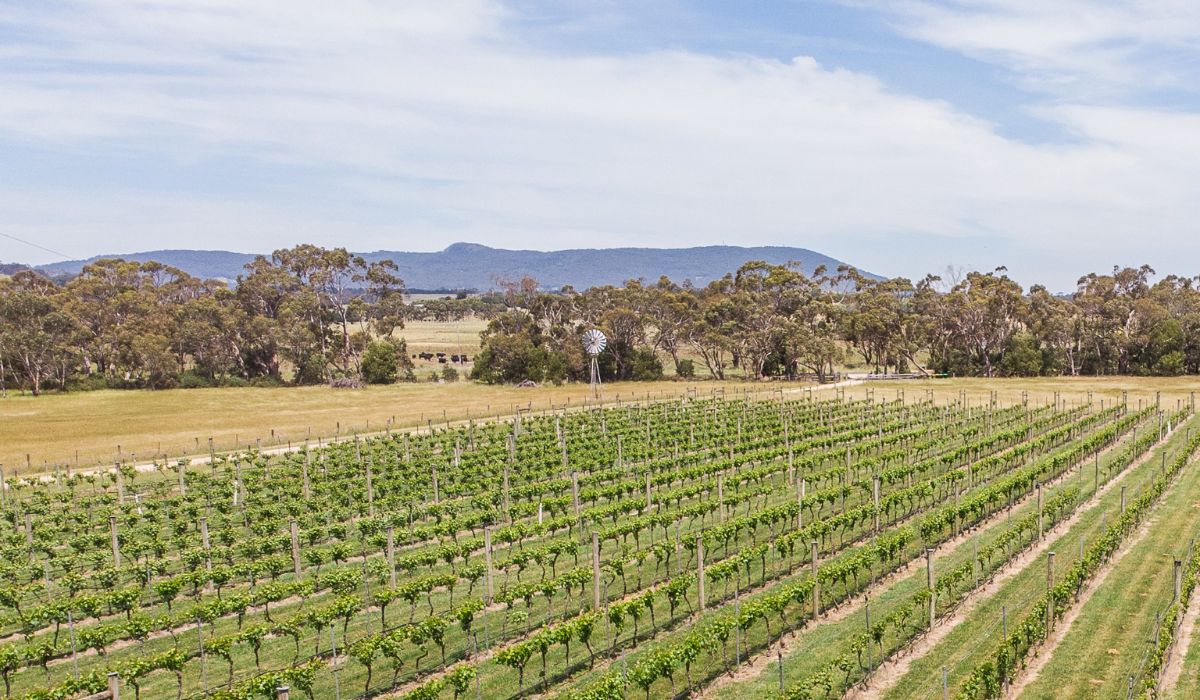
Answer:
(583, 329, 607, 399)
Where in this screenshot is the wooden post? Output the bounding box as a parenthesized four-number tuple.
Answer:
(107, 672, 120, 700)
(797, 478, 805, 529)
(365, 458, 375, 517)
(301, 451, 311, 500)
(697, 536, 706, 611)
(718, 475, 726, 522)
(290, 520, 301, 575)
(812, 541, 820, 617)
(115, 462, 126, 504)
(872, 476, 881, 534)
(109, 516, 120, 568)
(927, 548, 935, 630)
(592, 532, 602, 610)
(1037, 483, 1044, 538)
(571, 471, 581, 523)
(1120, 486, 1126, 514)
(1176, 559, 1183, 602)
(276, 687, 289, 700)
(24, 512, 33, 550)
(1046, 551, 1056, 634)
(484, 527, 494, 604)
(200, 516, 213, 585)
(432, 464, 440, 504)
(645, 472, 652, 509)
(502, 460, 512, 524)
(387, 526, 397, 588)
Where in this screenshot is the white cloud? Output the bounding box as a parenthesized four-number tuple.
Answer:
(0, 0, 1198, 287)
(878, 0, 1200, 98)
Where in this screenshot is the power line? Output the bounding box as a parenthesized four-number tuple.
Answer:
(0, 231, 73, 262)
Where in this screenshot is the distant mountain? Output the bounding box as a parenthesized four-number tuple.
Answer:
(34, 242, 880, 290)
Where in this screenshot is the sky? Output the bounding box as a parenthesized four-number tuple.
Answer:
(2, 1, 1200, 291)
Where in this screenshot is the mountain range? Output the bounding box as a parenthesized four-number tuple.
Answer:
(24, 242, 879, 290)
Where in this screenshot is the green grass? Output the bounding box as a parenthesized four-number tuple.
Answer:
(712, 412, 1169, 699)
(879, 417, 1197, 700)
(1019, 435, 1200, 698)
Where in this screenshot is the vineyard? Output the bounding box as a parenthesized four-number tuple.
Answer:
(0, 389, 1197, 700)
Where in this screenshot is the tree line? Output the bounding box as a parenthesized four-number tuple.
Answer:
(0, 245, 1196, 395)
(470, 262, 1200, 384)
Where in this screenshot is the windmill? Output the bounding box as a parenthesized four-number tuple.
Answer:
(583, 329, 607, 398)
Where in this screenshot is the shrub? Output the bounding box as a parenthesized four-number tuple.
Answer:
(178, 371, 212, 389)
(361, 340, 402, 384)
(675, 359, 695, 378)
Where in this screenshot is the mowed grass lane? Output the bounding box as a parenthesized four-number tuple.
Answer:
(709, 413, 1159, 699)
(879, 417, 1197, 700)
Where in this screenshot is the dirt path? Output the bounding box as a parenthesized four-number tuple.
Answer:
(1159, 578, 1200, 696)
(848, 430, 1168, 700)
(698, 415, 1146, 699)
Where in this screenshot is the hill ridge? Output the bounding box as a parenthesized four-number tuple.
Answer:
(32, 242, 880, 289)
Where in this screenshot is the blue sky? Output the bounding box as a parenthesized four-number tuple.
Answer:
(2, 1, 1200, 290)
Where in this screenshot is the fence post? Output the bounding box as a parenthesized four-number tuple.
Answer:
(927, 548, 935, 630)
(365, 457, 375, 517)
(290, 519, 301, 575)
(276, 687, 290, 700)
(813, 540, 821, 618)
(484, 526, 494, 604)
(1176, 559, 1183, 602)
(387, 526, 397, 589)
(592, 531, 603, 610)
(797, 479, 806, 529)
(107, 672, 120, 700)
(1046, 551, 1056, 636)
(697, 535, 707, 611)
(301, 450, 311, 500)
(109, 516, 121, 568)
(718, 475, 726, 522)
(872, 476, 881, 534)
(571, 471, 581, 531)
(1037, 483, 1044, 538)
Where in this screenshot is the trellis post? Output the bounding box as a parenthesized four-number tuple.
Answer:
(927, 548, 935, 630)
(592, 531, 603, 610)
(484, 526, 494, 604)
(812, 540, 820, 618)
(109, 516, 120, 568)
(290, 519, 301, 575)
(387, 526, 397, 588)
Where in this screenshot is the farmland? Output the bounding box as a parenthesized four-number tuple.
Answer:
(1, 384, 1197, 700)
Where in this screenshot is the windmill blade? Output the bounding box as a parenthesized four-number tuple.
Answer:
(583, 329, 607, 355)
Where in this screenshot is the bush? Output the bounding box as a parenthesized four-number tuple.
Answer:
(178, 371, 212, 389)
(361, 340, 402, 384)
(675, 359, 695, 378)
(628, 348, 664, 381)
(441, 366, 459, 382)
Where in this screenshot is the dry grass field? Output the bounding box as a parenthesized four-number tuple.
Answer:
(0, 379, 762, 472)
